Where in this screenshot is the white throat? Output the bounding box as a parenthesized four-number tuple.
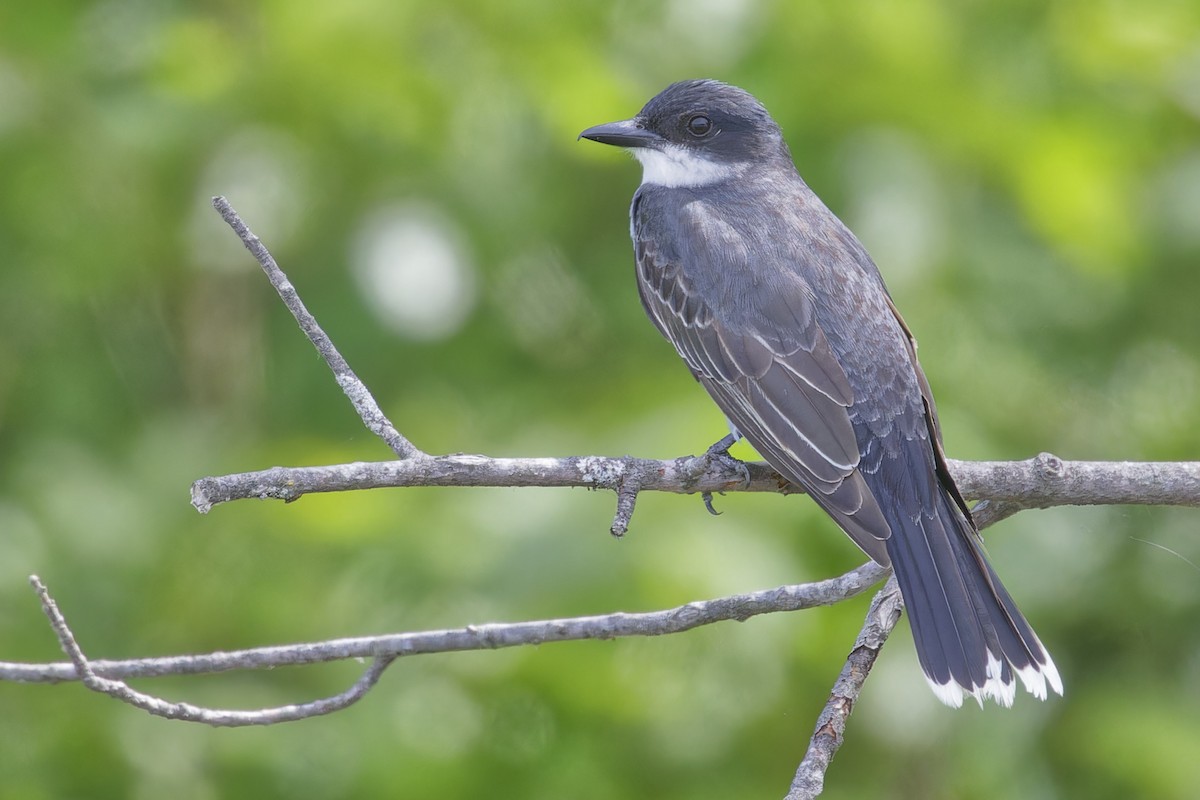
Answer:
(632, 144, 740, 189)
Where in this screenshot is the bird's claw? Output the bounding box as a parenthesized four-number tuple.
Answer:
(695, 433, 750, 515)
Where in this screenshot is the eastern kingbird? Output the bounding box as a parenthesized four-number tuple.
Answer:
(580, 79, 1062, 707)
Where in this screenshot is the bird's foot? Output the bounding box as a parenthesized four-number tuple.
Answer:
(698, 433, 750, 516)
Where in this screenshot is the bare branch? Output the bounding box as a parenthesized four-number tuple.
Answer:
(190, 451, 1200, 517)
(189, 452, 780, 514)
(2, 562, 888, 688)
(211, 196, 420, 460)
(786, 577, 904, 800)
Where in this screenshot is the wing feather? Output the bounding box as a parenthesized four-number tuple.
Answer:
(633, 200, 892, 561)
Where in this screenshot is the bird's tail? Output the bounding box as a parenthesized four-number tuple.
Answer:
(885, 491, 1062, 707)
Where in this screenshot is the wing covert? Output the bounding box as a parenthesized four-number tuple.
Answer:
(633, 201, 893, 559)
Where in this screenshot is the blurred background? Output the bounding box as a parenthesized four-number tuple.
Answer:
(2, 1, 1199, 798)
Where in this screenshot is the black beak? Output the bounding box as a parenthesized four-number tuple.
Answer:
(578, 118, 662, 148)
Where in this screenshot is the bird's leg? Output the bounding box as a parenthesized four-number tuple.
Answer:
(706, 432, 740, 457)
(700, 432, 750, 515)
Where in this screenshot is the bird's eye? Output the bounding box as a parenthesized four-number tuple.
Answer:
(686, 115, 712, 137)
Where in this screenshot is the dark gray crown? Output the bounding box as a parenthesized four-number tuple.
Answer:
(636, 79, 788, 163)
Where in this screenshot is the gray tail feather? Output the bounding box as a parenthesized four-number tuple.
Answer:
(886, 491, 1063, 707)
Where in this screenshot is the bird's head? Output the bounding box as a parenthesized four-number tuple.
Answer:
(579, 79, 790, 189)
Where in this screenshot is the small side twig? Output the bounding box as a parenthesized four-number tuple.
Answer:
(611, 480, 639, 536)
(211, 196, 421, 460)
(30, 574, 396, 726)
(607, 455, 675, 536)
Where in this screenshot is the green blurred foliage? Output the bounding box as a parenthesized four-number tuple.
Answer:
(1, 1, 1199, 798)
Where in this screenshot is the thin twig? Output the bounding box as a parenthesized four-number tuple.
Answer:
(786, 577, 904, 800)
(31, 572, 394, 726)
(211, 196, 420, 460)
(3, 562, 889, 687)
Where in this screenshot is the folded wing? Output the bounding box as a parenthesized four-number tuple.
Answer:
(633, 220, 893, 564)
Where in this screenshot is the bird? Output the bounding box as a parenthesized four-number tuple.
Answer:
(579, 79, 1062, 707)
